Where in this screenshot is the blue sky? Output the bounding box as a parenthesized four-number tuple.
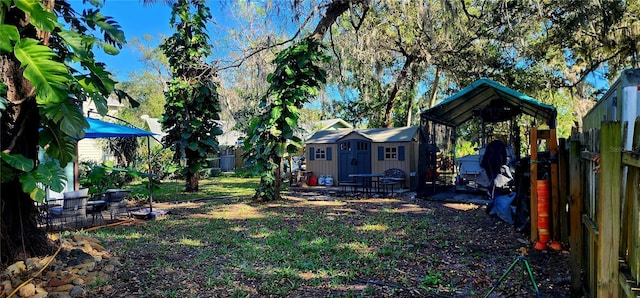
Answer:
(71, 1, 174, 80)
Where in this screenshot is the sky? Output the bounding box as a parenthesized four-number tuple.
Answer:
(72, 1, 173, 81)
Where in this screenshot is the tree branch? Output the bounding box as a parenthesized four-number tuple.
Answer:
(311, 0, 368, 42)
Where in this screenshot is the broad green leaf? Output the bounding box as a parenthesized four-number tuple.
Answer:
(284, 65, 295, 78)
(0, 152, 34, 171)
(0, 25, 19, 53)
(76, 77, 108, 115)
(84, 11, 126, 46)
(287, 141, 302, 151)
(97, 41, 120, 55)
(275, 143, 287, 156)
(269, 126, 282, 137)
(0, 81, 7, 112)
(14, 38, 71, 104)
(34, 161, 67, 193)
(291, 43, 308, 55)
(270, 106, 283, 119)
(41, 102, 88, 138)
(83, 61, 116, 94)
(19, 172, 46, 202)
(15, 0, 57, 32)
(0, 96, 7, 113)
(113, 89, 139, 108)
(58, 29, 93, 60)
(39, 127, 77, 165)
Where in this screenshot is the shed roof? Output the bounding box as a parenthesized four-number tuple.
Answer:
(421, 79, 556, 127)
(306, 126, 419, 144)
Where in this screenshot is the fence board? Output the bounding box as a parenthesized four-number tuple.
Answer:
(597, 122, 622, 297)
(568, 138, 584, 295)
(550, 129, 561, 243)
(558, 138, 570, 243)
(626, 118, 640, 285)
(626, 165, 639, 287)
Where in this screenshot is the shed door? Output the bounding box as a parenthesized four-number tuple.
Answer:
(338, 140, 371, 182)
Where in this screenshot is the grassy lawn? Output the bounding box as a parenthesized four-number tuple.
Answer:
(90, 196, 464, 297)
(127, 175, 260, 203)
(77, 176, 569, 297)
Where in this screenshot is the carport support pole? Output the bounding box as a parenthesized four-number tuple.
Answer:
(147, 136, 153, 212)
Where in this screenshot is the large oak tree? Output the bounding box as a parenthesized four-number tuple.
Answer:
(0, 0, 127, 262)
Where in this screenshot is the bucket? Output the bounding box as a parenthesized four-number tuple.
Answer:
(325, 175, 334, 186)
(536, 179, 550, 219)
(538, 216, 550, 229)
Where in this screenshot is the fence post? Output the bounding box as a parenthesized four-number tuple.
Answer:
(558, 138, 570, 244)
(568, 135, 583, 296)
(597, 121, 622, 297)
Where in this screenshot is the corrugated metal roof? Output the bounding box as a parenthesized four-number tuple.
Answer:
(306, 126, 419, 144)
(421, 79, 556, 127)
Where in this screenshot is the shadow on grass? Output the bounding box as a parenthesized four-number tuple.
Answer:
(84, 193, 548, 298)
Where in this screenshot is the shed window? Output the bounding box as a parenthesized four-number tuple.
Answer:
(315, 148, 326, 160)
(385, 147, 398, 160)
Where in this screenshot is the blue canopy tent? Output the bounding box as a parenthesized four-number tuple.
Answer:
(80, 117, 158, 217)
(84, 117, 156, 139)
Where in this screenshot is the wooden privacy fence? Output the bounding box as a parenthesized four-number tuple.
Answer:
(568, 119, 640, 297)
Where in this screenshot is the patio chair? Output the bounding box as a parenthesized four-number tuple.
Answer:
(48, 189, 89, 230)
(95, 189, 131, 220)
(380, 168, 406, 195)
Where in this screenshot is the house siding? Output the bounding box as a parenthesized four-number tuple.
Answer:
(78, 139, 105, 162)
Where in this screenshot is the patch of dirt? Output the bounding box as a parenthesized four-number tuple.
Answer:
(34, 192, 573, 297)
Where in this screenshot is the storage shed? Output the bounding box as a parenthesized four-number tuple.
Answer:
(305, 126, 419, 185)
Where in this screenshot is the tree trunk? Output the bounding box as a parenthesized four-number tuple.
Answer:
(427, 67, 441, 108)
(184, 149, 200, 192)
(383, 55, 416, 128)
(0, 52, 54, 263)
(273, 164, 282, 201)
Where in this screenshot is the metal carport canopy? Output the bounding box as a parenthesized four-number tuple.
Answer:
(421, 78, 557, 128)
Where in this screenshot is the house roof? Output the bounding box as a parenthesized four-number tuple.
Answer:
(306, 126, 419, 144)
(299, 118, 353, 140)
(421, 79, 557, 128)
(315, 118, 353, 129)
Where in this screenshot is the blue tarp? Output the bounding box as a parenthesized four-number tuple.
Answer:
(84, 117, 155, 139)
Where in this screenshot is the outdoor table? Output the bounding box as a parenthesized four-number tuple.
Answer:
(87, 200, 107, 225)
(349, 173, 384, 197)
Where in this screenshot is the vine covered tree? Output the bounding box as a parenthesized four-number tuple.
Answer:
(0, 0, 127, 262)
(243, 38, 330, 200)
(161, 0, 222, 192)
(244, 0, 366, 201)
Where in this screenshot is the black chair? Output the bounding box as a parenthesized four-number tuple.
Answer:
(380, 168, 406, 195)
(101, 189, 131, 220)
(48, 189, 90, 230)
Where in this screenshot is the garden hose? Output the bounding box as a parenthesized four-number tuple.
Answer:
(8, 236, 63, 298)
